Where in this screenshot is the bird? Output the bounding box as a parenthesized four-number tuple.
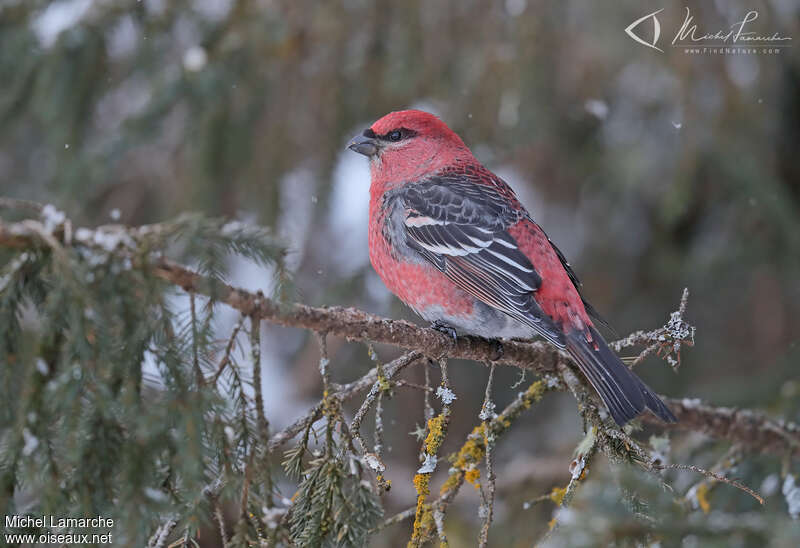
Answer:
(347, 109, 676, 426)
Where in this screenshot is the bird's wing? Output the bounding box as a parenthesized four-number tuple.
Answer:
(539, 225, 614, 333)
(398, 172, 564, 347)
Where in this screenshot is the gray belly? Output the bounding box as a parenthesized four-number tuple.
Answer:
(414, 299, 536, 340)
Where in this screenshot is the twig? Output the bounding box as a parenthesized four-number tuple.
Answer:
(375, 391, 386, 461)
(215, 504, 229, 548)
(351, 352, 422, 438)
(657, 462, 764, 505)
(348, 351, 421, 490)
(409, 358, 455, 547)
(237, 452, 254, 535)
(534, 426, 599, 546)
(250, 314, 269, 442)
(147, 519, 177, 548)
(378, 376, 557, 540)
(610, 288, 694, 370)
(268, 352, 422, 453)
(372, 506, 416, 532)
(394, 379, 433, 392)
(0, 197, 45, 213)
(642, 397, 800, 458)
(478, 364, 497, 548)
(210, 316, 245, 384)
(315, 331, 331, 395)
(423, 362, 434, 420)
(189, 292, 203, 386)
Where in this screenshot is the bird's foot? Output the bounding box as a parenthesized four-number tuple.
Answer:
(490, 339, 504, 361)
(431, 320, 458, 346)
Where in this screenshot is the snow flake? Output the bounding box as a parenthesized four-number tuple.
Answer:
(318, 357, 329, 377)
(183, 46, 207, 71)
(224, 426, 236, 443)
(569, 453, 587, 480)
(544, 375, 561, 389)
(144, 487, 168, 502)
(35, 358, 50, 375)
(22, 428, 39, 456)
(505, 0, 527, 17)
(363, 453, 385, 473)
(478, 503, 489, 519)
(666, 310, 694, 342)
(479, 399, 496, 421)
(761, 474, 780, 497)
(783, 475, 800, 519)
(417, 454, 438, 474)
(221, 220, 244, 236)
(436, 386, 457, 405)
(41, 204, 66, 233)
(92, 228, 134, 251)
(584, 99, 609, 120)
(74, 227, 93, 242)
(263, 507, 287, 529)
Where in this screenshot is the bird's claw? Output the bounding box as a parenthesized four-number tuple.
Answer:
(431, 320, 458, 346)
(490, 339, 504, 360)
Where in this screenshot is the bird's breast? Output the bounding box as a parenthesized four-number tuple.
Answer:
(368, 192, 475, 318)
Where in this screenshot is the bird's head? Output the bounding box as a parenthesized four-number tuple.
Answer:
(348, 110, 472, 186)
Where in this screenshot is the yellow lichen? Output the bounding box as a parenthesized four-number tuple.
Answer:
(410, 409, 453, 545)
(409, 497, 434, 547)
(424, 414, 447, 455)
(437, 425, 490, 496)
(549, 486, 567, 505)
(695, 483, 711, 514)
(408, 506, 433, 547)
(439, 472, 461, 496)
(521, 379, 546, 409)
(452, 425, 486, 470)
(413, 473, 430, 497)
(464, 468, 481, 488)
(409, 472, 435, 546)
(547, 516, 557, 530)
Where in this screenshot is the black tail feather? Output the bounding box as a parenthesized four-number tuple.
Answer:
(565, 326, 677, 426)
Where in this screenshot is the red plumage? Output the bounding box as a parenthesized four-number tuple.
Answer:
(349, 110, 676, 426)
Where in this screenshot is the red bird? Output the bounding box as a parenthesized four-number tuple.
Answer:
(348, 110, 676, 426)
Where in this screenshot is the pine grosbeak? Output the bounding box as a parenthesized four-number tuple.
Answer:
(348, 110, 676, 426)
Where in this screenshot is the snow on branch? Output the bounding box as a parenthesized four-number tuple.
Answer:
(0, 210, 799, 459)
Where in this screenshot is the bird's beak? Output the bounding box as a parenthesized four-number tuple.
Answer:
(347, 133, 379, 157)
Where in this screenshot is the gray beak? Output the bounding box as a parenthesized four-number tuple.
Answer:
(347, 133, 378, 157)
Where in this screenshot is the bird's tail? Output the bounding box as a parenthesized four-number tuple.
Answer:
(565, 325, 677, 426)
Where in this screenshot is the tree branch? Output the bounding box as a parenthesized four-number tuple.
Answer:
(2, 213, 800, 460)
(645, 398, 800, 458)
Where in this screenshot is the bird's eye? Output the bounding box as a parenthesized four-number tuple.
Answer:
(388, 130, 402, 142)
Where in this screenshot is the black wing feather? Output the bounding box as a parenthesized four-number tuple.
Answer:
(400, 176, 563, 346)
